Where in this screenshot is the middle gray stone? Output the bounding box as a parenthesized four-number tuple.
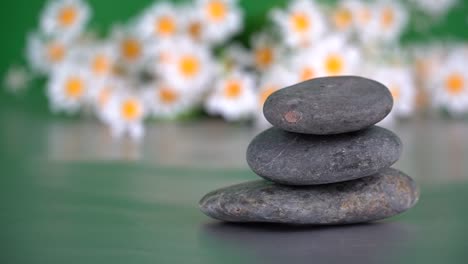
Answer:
(246, 126, 402, 185)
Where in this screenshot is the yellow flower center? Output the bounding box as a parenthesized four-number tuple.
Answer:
(159, 87, 179, 104)
(207, 0, 227, 21)
(445, 73, 464, 95)
(259, 86, 277, 106)
(334, 8, 352, 29)
(300, 67, 315, 81)
(65, 77, 84, 99)
(178, 55, 200, 78)
(188, 21, 202, 40)
(121, 39, 141, 61)
(47, 42, 65, 62)
(290, 12, 310, 33)
(156, 16, 176, 36)
(92, 54, 110, 75)
(224, 80, 242, 99)
(381, 7, 395, 28)
(58, 6, 78, 27)
(121, 99, 142, 121)
(254, 47, 274, 69)
(325, 54, 344, 75)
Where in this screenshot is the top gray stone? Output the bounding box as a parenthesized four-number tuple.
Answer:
(263, 76, 393, 134)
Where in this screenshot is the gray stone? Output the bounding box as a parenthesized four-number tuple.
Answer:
(263, 76, 393, 134)
(247, 126, 402, 185)
(199, 168, 419, 225)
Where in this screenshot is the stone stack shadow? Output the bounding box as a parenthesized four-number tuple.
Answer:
(200, 76, 419, 225)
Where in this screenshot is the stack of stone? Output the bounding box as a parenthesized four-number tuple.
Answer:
(200, 76, 419, 225)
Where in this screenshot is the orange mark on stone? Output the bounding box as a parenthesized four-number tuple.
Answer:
(284, 111, 301, 123)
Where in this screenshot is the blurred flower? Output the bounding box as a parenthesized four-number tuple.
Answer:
(205, 69, 256, 121)
(250, 32, 282, 72)
(47, 63, 91, 114)
(221, 43, 251, 71)
(350, 1, 375, 42)
(112, 27, 149, 68)
(257, 65, 295, 108)
(430, 53, 468, 115)
(26, 33, 70, 74)
(366, 1, 408, 44)
(89, 78, 123, 122)
(195, 0, 242, 44)
(104, 90, 147, 140)
(289, 48, 320, 82)
(40, 0, 90, 40)
(3, 65, 31, 93)
(146, 38, 175, 67)
(143, 82, 197, 119)
(412, 0, 457, 17)
(271, 0, 326, 47)
(331, 0, 357, 33)
(374, 65, 416, 119)
(137, 2, 180, 41)
(255, 65, 295, 127)
(313, 35, 361, 77)
(82, 43, 118, 79)
(157, 38, 216, 93)
(412, 44, 445, 85)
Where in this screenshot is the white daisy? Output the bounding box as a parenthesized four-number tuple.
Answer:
(181, 4, 207, 43)
(40, 0, 90, 40)
(313, 35, 361, 77)
(81, 43, 118, 79)
(3, 65, 31, 94)
(157, 38, 216, 93)
(255, 65, 295, 127)
(146, 38, 176, 67)
(374, 65, 416, 118)
(250, 32, 283, 72)
(205, 69, 256, 121)
(221, 43, 251, 71)
(412, 44, 446, 90)
(350, 1, 377, 43)
(112, 26, 149, 67)
(367, 1, 408, 44)
(137, 2, 180, 41)
(289, 48, 321, 82)
(26, 33, 70, 74)
(412, 0, 457, 17)
(143, 82, 197, 119)
(195, 0, 243, 44)
(89, 78, 123, 122)
(104, 90, 147, 141)
(47, 63, 91, 114)
(271, 0, 326, 48)
(331, 0, 357, 33)
(430, 55, 468, 115)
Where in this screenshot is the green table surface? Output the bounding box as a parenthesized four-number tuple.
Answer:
(2, 107, 468, 264)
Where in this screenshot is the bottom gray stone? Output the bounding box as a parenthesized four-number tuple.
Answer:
(199, 168, 419, 225)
